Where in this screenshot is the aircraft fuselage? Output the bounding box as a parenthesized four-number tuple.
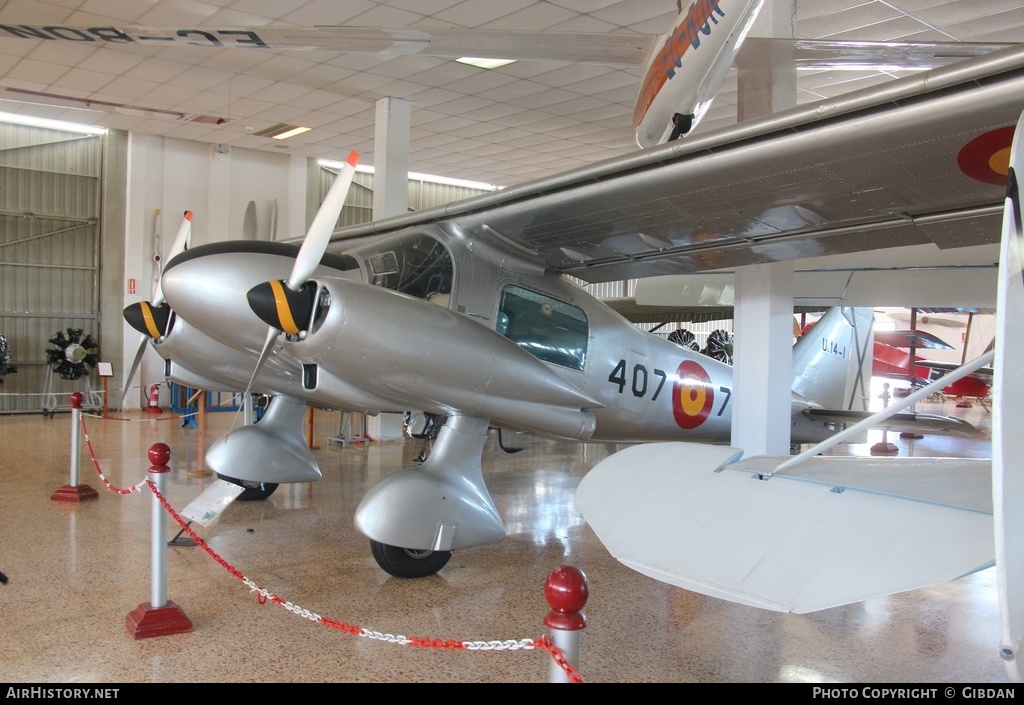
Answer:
(160, 223, 843, 447)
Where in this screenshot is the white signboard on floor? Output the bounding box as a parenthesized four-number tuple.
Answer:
(181, 479, 245, 526)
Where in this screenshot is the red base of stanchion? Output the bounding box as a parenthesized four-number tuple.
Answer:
(145, 406, 163, 414)
(50, 484, 99, 502)
(126, 601, 193, 639)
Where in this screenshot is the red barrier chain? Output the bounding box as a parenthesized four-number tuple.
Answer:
(78, 415, 584, 682)
(80, 415, 145, 495)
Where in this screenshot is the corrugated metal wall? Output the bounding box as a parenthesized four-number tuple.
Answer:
(0, 125, 103, 413)
(322, 167, 496, 226)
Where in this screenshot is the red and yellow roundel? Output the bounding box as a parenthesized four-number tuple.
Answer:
(958, 126, 1015, 185)
(672, 360, 714, 429)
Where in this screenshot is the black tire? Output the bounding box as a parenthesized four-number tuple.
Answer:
(217, 473, 279, 501)
(370, 540, 452, 578)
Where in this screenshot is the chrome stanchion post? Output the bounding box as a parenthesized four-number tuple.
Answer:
(544, 565, 588, 683)
(51, 392, 98, 502)
(70, 392, 81, 486)
(149, 443, 169, 609)
(126, 443, 193, 639)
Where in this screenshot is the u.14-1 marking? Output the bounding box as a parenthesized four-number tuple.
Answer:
(608, 359, 667, 399)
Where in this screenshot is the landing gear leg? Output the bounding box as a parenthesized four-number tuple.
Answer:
(356, 415, 505, 578)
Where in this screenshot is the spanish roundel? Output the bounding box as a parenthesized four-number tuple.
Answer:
(957, 126, 1015, 185)
(672, 360, 714, 429)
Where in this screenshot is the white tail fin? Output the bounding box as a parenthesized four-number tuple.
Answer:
(790, 306, 874, 411)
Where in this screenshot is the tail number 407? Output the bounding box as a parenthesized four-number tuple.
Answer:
(608, 358, 731, 429)
(608, 358, 666, 399)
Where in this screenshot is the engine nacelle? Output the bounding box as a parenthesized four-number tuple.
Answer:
(288, 279, 600, 441)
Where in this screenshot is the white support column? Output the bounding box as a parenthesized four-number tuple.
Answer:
(730, 0, 797, 456)
(732, 262, 794, 455)
(368, 97, 411, 442)
(372, 97, 410, 219)
(737, 0, 796, 123)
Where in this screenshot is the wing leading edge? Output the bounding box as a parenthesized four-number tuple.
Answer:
(325, 45, 1024, 285)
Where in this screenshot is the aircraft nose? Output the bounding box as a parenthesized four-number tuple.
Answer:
(161, 243, 302, 353)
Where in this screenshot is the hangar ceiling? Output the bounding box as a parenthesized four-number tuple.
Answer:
(0, 0, 1019, 187)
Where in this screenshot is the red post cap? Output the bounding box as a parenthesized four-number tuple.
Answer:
(544, 565, 588, 631)
(70, 392, 83, 409)
(148, 442, 171, 467)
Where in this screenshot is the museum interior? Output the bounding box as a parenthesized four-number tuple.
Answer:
(0, 0, 1021, 685)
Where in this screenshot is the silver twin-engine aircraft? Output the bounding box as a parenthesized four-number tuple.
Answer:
(103, 0, 1024, 680)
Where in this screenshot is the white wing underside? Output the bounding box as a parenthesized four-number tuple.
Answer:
(993, 112, 1024, 682)
(576, 442, 993, 614)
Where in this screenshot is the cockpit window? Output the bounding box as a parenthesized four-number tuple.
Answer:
(365, 234, 453, 302)
(498, 285, 588, 371)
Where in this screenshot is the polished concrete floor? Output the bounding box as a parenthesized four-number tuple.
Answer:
(0, 395, 1009, 683)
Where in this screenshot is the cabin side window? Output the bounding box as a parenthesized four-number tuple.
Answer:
(364, 233, 453, 305)
(497, 285, 588, 371)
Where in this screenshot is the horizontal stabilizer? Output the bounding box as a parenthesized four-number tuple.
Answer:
(802, 408, 979, 437)
(576, 443, 993, 613)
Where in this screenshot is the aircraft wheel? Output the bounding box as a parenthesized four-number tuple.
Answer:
(370, 540, 451, 578)
(216, 473, 279, 501)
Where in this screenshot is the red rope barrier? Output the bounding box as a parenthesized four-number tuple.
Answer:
(80, 416, 144, 495)
(77, 415, 584, 681)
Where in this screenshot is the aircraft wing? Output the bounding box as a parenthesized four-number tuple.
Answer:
(326, 45, 1024, 285)
(575, 443, 993, 614)
(911, 359, 995, 381)
(801, 408, 978, 437)
(873, 329, 955, 350)
(603, 298, 829, 324)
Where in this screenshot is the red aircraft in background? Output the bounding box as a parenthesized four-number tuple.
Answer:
(871, 328, 993, 401)
(796, 315, 993, 402)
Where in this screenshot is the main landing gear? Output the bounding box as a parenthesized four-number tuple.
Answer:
(370, 540, 452, 578)
(356, 415, 505, 579)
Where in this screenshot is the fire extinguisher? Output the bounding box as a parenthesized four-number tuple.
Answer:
(146, 384, 162, 413)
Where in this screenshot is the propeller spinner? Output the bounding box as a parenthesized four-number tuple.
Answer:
(123, 299, 174, 340)
(246, 279, 317, 337)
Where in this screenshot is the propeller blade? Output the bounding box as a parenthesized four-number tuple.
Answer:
(287, 150, 358, 290)
(237, 152, 357, 409)
(119, 334, 148, 410)
(153, 210, 193, 306)
(168, 210, 193, 259)
(245, 327, 280, 403)
(224, 326, 280, 435)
